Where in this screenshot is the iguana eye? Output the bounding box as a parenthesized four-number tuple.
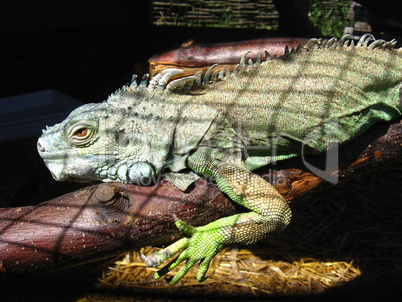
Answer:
(73, 127, 88, 138)
(68, 124, 96, 146)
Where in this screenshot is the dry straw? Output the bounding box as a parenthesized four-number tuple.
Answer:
(97, 247, 360, 296)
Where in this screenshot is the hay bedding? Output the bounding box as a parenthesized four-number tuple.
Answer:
(93, 247, 360, 297)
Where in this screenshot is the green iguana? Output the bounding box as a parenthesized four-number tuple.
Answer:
(37, 35, 402, 285)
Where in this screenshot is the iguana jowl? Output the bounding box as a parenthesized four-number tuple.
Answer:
(37, 35, 402, 285)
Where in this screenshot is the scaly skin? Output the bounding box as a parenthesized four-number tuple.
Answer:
(37, 35, 402, 285)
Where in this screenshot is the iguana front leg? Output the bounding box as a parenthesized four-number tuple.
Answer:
(142, 149, 292, 285)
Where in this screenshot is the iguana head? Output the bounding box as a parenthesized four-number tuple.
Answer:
(37, 89, 181, 185)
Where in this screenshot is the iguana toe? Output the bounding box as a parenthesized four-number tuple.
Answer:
(143, 220, 226, 285)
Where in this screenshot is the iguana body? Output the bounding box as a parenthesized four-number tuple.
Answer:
(37, 35, 402, 285)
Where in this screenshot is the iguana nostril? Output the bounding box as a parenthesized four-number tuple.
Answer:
(37, 140, 45, 152)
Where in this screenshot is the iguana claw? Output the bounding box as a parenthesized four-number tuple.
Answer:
(174, 218, 196, 235)
(140, 218, 195, 267)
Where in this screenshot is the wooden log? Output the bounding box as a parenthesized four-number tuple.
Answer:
(148, 37, 309, 78)
(0, 180, 236, 279)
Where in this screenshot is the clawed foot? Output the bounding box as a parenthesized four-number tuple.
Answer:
(140, 219, 225, 285)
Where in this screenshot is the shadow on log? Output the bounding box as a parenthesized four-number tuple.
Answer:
(0, 116, 400, 279)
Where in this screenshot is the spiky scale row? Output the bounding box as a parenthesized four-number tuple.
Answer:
(128, 34, 399, 95)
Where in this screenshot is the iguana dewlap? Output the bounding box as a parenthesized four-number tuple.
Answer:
(37, 35, 402, 285)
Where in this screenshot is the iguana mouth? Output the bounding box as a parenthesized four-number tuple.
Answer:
(37, 139, 116, 160)
(44, 161, 68, 181)
(50, 171, 68, 181)
(37, 150, 68, 160)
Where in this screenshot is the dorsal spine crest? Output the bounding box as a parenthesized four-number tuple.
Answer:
(123, 34, 399, 95)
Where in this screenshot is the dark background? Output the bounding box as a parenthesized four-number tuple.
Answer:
(0, 0, 276, 102)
